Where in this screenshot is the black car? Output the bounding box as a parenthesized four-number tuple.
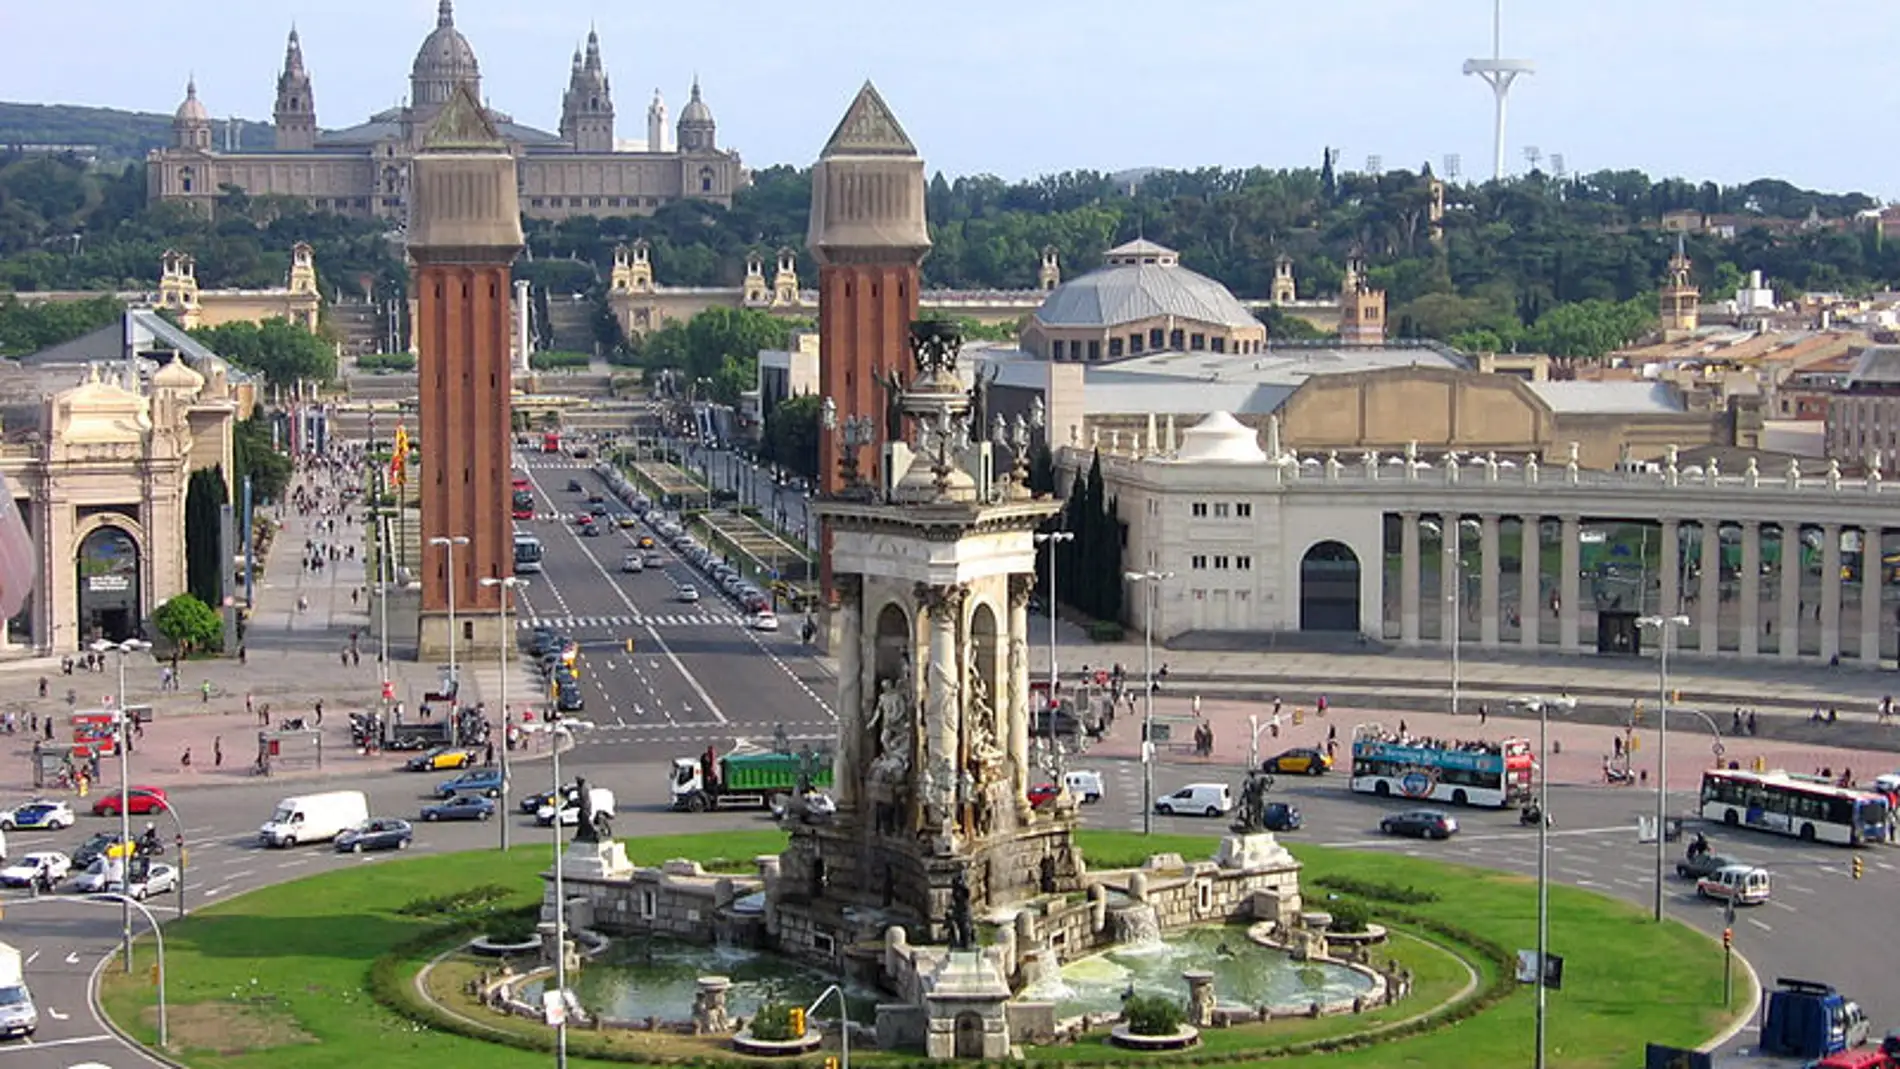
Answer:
(567, 480, 584, 493)
(556, 685, 585, 712)
(520, 784, 583, 814)
(582, 523, 603, 537)
(72, 832, 128, 869)
(1379, 809, 1459, 840)
(1676, 852, 1740, 880)
(1262, 803, 1303, 832)
(335, 819, 414, 853)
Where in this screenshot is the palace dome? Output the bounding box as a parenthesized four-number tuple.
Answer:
(173, 80, 209, 124)
(1032, 240, 1259, 332)
(410, 0, 481, 107)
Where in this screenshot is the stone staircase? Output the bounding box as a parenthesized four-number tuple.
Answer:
(542, 294, 598, 355)
(328, 299, 385, 358)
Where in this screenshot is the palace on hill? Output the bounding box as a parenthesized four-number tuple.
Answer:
(146, 0, 745, 221)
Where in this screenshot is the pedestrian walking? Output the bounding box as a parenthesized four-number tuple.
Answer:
(1478, 702, 1489, 725)
(214, 736, 223, 767)
(180, 748, 192, 770)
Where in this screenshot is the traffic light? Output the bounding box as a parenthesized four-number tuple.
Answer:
(1722, 928, 1733, 950)
(625, 637, 637, 654)
(1631, 700, 1644, 724)
(787, 1007, 805, 1037)
(1853, 855, 1864, 880)
(825, 1058, 840, 1069)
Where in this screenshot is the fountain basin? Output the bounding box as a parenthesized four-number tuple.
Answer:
(1109, 1024, 1201, 1051)
(1016, 927, 1374, 1018)
(520, 936, 880, 1025)
(732, 1030, 824, 1056)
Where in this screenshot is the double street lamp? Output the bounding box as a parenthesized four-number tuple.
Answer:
(1516, 692, 1576, 1069)
(526, 711, 593, 1069)
(1032, 531, 1074, 716)
(1637, 613, 1691, 923)
(92, 636, 150, 974)
(481, 576, 528, 851)
(430, 534, 470, 697)
(1125, 570, 1174, 835)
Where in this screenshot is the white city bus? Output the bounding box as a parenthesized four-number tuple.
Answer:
(513, 532, 545, 574)
(1699, 768, 1891, 846)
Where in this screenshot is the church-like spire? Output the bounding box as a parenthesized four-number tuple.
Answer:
(437, 0, 454, 28)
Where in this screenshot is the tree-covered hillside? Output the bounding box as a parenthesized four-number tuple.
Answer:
(0, 102, 275, 161)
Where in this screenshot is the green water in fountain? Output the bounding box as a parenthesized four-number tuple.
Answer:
(1017, 927, 1374, 1017)
(524, 937, 882, 1023)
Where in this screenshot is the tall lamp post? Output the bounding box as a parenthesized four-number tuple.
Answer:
(535, 711, 592, 1069)
(1519, 693, 1576, 1069)
(429, 534, 470, 700)
(1033, 531, 1074, 711)
(480, 576, 527, 851)
(92, 636, 150, 973)
(1637, 612, 1691, 922)
(1125, 570, 1174, 834)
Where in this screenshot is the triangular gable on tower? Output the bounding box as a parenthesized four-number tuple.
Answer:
(820, 81, 916, 158)
(422, 83, 504, 151)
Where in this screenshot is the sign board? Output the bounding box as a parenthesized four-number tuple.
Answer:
(1514, 949, 1565, 990)
(70, 711, 119, 757)
(542, 989, 567, 1027)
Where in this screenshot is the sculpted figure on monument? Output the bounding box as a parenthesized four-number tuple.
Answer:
(966, 669, 1004, 772)
(868, 674, 913, 784)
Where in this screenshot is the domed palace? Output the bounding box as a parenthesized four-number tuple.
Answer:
(147, 0, 745, 221)
(1019, 240, 1269, 362)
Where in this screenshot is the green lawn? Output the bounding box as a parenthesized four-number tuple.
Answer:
(99, 829, 1739, 1069)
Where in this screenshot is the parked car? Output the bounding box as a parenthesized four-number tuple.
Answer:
(91, 788, 169, 818)
(2, 801, 74, 831)
(435, 769, 506, 800)
(1697, 864, 1771, 905)
(405, 747, 476, 772)
(422, 795, 496, 822)
(1379, 809, 1459, 840)
(1154, 783, 1232, 817)
(335, 819, 414, 853)
(748, 612, 780, 632)
(0, 852, 70, 887)
(1261, 748, 1332, 776)
(556, 685, 585, 712)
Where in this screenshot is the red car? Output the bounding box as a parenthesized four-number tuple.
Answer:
(1027, 783, 1060, 808)
(92, 787, 170, 817)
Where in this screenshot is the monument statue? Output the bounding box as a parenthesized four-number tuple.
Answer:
(574, 775, 609, 843)
(947, 867, 976, 950)
(868, 674, 914, 785)
(965, 669, 1003, 772)
(1230, 771, 1275, 834)
(875, 366, 908, 443)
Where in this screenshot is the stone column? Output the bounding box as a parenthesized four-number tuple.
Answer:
(1740, 522, 1761, 657)
(1400, 512, 1421, 646)
(1519, 516, 1539, 650)
(1659, 520, 1681, 645)
(833, 575, 864, 812)
(1861, 527, 1882, 666)
(1007, 575, 1034, 812)
(1480, 514, 1501, 648)
(1778, 525, 1801, 660)
(1698, 523, 1721, 655)
(1821, 524, 1842, 661)
(1560, 515, 1582, 652)
(1440, 517, 1460, 648)
(921, 583, 967, 825)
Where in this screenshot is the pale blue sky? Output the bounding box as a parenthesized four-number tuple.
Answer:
(5, 0, 1897, 197)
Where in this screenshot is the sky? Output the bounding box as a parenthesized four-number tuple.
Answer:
(5, 0, 1900, 198)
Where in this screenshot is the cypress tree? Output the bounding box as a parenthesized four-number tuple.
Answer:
(184, 466, 229, 608)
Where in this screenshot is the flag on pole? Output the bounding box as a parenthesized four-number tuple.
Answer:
(391, 424, 410, 487)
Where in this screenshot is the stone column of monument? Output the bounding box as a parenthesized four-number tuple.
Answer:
(1861, 529, 1882, 664)
(1518, 516, 1539, 650)
(834, 574, 865, 811)
(1007, 575, 1033, 814)
(1559, 516, 1582, 651)
(1821, 524, 1842, 661)
(1699, 522, 1722, 655)
(1778, 530, 1801, 658)
(922, 583, 965, 836)
(1399, 512, 1420, 645)
(1740, 522, 1762, 657)
(408, 84, 524, 659)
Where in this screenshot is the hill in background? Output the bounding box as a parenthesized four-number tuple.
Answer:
(0, 102, 275, 162)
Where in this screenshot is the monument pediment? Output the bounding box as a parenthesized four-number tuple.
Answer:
(422, 83, 505, 151)
(820, 81, 917, 158)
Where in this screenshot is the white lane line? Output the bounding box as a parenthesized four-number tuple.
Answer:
(1767, 900, 1796, 913)
(44, 1007, 70, 1021)
(1784, 883, 1815, 895)
(205, 884, 233, 898)
(23, 950, 38, 966)
(275, 859, 309, 869)
(1747, 918, 1773, 932)
(14, 1033, 113, 1049)
(64, 952, 79, 964)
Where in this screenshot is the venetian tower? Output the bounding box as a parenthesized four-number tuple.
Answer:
(774, 321, 1081, 960)
(408, 84, 524, 660)
(809, 82, 931, 600)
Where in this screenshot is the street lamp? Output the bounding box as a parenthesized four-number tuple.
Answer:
(480, 576, 527, 851)
(808, 983, 850, 1069)
(1033, 531, 1074, 717)
(527, 711, 593, 1069)
(1637, 613, 1691, 923)
(91, 636, 150, 974)
(97, 892, 169, 1048)
(1125, 570, 1174, 834)
(1517, 693, 1576, 1069)
(429, 534, 470, 701)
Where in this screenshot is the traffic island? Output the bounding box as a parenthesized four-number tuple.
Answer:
(96, 831, 1745, 1068)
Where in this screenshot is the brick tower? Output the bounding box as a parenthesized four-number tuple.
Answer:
(808, 82, 930, 597)
(408, 83, 524, 661)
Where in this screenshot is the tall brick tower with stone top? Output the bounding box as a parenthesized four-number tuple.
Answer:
(808, 82, 931, 599)
(408, 83, 524, 661)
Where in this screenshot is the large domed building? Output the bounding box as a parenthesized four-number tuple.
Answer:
(1020, 239, 1268, 362)
(148, 0, 745, 221)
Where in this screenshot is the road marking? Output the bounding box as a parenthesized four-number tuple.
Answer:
(11, 1032, 112, 1049)
(275, 859, 308, 869)
(64, 952, 79, 964)
(1767, 900, 1796, 913)
(23, 950, 37, 966)
(44, 1007, 67, 1021)
(1747, 918, 1773, 932)
(1783, 883, 1815, 895)
(205, 884, 233, 898)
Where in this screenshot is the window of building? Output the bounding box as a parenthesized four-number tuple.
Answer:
(179, 168, 194, 193)
(1190, 333, 1205, 350)
(1150, 328, 1165, 350)
(1088, 340, 1102, 361)
(1169, 329, 1185, 349)
(1213, 503, 1230, 518)
(1236, 502, 1252, 517)
(1130, 334, 1144, 355)
(1211, 337, 1226, 353)
(530, 198, 544, 208)
(1108, 338, 1123, 358)
(1191, 503, 1208, 517)
(1236, 555, 1252, 570)
(700, 167, 716, 193)
(1191, 555, 1207, 570)
(1214, 556, 1229, 569)
(1050, 339, 1065, 361)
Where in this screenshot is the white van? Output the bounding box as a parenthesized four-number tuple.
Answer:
(1154, 782, 1232, 818)
(1064, 770, 1106, 804)
(1696, 864, 1771, 905)
(260, 790, 371, 848)
(0, 942, 34, 1038)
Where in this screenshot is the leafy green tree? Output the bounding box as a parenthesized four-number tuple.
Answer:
(634, 306, 794, 405)
(0, 295, 123, 355)
(759, 393, 820, 480)
(232, 414, 291, 504)
(189, 317, 336, 386)
(184, 466, 228, 608)
(153, 593, 221, 654)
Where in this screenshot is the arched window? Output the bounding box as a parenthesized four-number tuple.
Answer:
(179, 167, 194, 194)
(699, 167, 715, 194)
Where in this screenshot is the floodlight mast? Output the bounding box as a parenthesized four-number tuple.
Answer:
(1462, 0, 1534, 182)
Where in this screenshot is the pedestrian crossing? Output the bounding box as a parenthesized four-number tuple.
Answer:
(520, 613, 745, 630)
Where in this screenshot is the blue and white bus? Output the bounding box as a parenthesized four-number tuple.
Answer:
(513, 532, 544, 574)
(1349, 725, 1534, 808)
(1699, 769, 1891, 846)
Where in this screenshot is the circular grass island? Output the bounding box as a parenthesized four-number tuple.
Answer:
(97, 829, 1749, 1068)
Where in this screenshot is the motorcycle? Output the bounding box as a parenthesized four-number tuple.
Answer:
(1519, 804, 1551, 827)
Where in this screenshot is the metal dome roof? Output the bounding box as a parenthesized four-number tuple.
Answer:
(1033, 244, 1259, 331)
(411, 1, 480, 101)
(679, 79, 714, 124)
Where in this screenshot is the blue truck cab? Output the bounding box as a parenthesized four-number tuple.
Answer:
(1760, 978, 1870, 1060)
